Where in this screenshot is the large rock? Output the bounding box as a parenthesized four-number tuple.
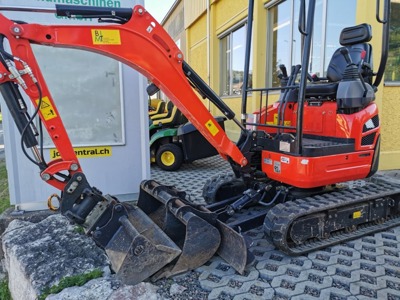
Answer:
(2, 214, 110, 300)
(45, 277, 118, 300)
(46, 281, 160, 300)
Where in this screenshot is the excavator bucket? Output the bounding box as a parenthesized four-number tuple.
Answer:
(104, 205, 182, 284)
(137, 180, 221, 279)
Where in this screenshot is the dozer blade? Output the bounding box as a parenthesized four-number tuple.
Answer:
(138, 180, 221, 279)
(215, 219, 254, 274)
(105, 205, 181, 285)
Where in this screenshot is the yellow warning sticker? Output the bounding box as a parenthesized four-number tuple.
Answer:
(91, 29, 121, 45)
(35, 96, 57, 121)
(50, 146, 112, 160)
(205, 119, 219, 136)
(266, 113, 291, 126)
(353, 211, 362, 219)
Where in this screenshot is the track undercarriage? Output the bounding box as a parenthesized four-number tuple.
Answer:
(136, 171, 400, 278)
(199, 172, 400, 264)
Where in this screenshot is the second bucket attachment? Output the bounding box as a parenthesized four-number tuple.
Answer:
(138, 180, 221, 279)
(106, 207, 182, 284)
(88, 201, 182, 285)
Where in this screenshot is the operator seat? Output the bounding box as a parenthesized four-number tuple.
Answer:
(149, 99, 166, 117)
(151, 100, 173, 121)
(151, 101, 187, 128)
(305, 23, 373, 99)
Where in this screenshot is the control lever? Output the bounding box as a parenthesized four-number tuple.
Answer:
(278, 64, 289, 87)
(278, 64, 301, 133)
(359, 50, 366, 73)
(279, 64, 288, 78)
(340, 47, 368, 97)
(340, 47, 353, 65)
(311, 74, 320, 82)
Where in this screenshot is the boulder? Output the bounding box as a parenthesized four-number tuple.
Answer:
(2, 214, 110, 300)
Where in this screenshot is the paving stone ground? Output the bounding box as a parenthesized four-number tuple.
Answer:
(151, 156, 400, 300)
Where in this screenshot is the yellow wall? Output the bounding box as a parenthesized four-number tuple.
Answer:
(379, 86, 400, 169)
(186, 13, 207, 78)
(185, 0, 261, 139)
(356, 0, 400, 169)
(214, 0, 248, 33)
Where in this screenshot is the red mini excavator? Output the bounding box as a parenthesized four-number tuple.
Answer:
(0, 0, 399, 285)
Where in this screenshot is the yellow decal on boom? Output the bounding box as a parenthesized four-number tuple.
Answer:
(50, 146, 112, 160)
(35, 96, 57, 121)
(205, 119, 219, 136)
(353, 211, 362, 219)
(91, 29, 121, 45)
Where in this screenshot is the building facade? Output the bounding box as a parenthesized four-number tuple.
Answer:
(163, 0, 400, 170)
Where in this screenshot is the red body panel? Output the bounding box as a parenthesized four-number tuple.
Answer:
(255, 100, 380, 188)
(261, 150, 374, 188)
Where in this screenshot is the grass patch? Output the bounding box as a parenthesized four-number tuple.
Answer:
(73, 225, 85, 235)
(39, 269, 103, 300)
(0, 279, 11, 300)
(0, 160, 11, 215)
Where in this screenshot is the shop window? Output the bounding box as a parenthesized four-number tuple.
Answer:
(384, 1, 400, 82)
(266, 0, 356, 87)
(220, 23, 253, 96)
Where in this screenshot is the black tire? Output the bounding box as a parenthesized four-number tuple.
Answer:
(156, 143, 183, 171)
(202, 172, 246, 204)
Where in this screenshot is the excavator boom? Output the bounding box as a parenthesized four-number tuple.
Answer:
(0, 4, 247, 284)
(0, 5, 246, 190)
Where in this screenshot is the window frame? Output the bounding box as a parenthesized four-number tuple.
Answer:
(384, 0, 400, 86)
(265, 0, 357, 88)
(218, 19, 251, 97)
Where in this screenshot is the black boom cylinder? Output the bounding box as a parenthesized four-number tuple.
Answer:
(56, 4, 133, 20)
(0, 82, 38, 148)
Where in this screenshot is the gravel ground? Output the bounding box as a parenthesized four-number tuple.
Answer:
(154, 271, 209, 299)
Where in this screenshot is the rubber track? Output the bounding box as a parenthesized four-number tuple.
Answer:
(263, 177, 400, 255)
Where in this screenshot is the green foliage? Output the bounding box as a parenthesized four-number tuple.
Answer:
(39, 269, 103, 300)
(0, 279, 12, 300)
(0, 160, 11, 215)
(73, 225, 85, 235)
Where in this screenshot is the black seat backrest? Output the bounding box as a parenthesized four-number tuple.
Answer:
(326, 23, 373, 84)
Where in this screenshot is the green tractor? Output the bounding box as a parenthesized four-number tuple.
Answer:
(149, 102, 225, 171)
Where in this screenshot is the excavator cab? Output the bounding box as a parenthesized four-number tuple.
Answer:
(249, 21, 378, 189)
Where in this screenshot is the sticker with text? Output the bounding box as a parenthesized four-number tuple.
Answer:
(91, 29, 121, 45)
(205, 119, 219, 136)
(50, 146, 112, 159)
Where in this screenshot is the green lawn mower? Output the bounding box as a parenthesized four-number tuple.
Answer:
(150, 115, 226, 171)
